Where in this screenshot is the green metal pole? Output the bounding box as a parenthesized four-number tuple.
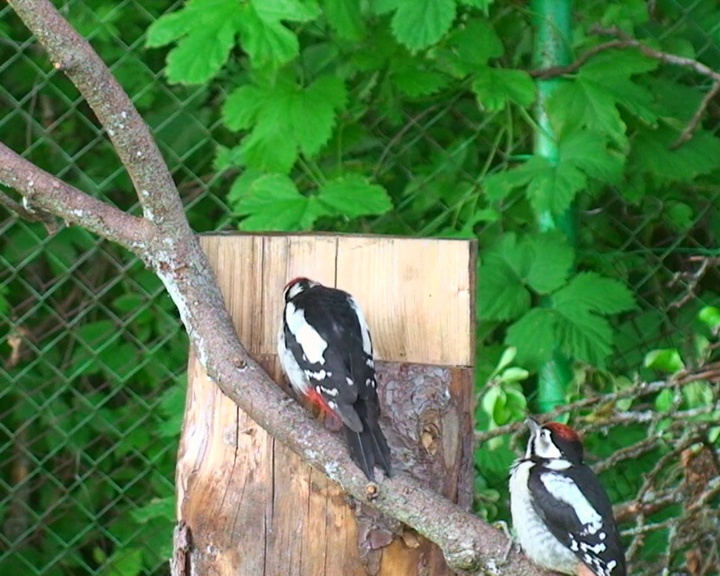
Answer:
(532, 0, 574, 413)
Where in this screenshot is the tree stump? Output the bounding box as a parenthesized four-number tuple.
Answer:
(176, 234, 476, 575)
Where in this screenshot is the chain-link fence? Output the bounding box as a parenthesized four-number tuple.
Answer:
(2, 0, 719, 574)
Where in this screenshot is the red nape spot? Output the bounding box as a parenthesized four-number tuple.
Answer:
(285, 276, 309, 290)
(544, 422, 581, 442)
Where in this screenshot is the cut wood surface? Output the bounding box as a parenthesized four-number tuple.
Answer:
(177, 234, 476, 575)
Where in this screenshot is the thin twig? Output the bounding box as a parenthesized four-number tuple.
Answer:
(531, 25, 720, 148)
(673, 81, 720, 148)
(475, 365, 719, 445)
(0, 188, 60, 233)
(0, 143, 152, 251)
(530, 40, 628, 79)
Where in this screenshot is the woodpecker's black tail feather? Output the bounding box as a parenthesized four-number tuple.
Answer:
(344, 424, 392, 481)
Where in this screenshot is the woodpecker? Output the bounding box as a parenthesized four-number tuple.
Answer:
(277, 277, 392, 481)
(509, 418, 626, 576)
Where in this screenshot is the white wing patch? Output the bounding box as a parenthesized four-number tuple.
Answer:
(285, 302, 328, 364)
(541, 473, 603, 534)
(277, 325, 310, 395)
(348, 296, 373, 356)
(307, 369, 331, 380)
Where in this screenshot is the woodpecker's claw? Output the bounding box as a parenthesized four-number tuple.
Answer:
(493, 520, 517, 566)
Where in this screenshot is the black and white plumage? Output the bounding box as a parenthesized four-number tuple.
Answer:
(277, 277, 392, 481)
(509, 418, 626, 576)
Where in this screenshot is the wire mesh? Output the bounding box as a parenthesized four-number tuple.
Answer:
(1, 0, 719, 574)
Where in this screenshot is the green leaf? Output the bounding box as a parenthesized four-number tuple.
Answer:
(227, 168, 265, 206)
(495, 347, 517, 374)
(318, 175, 392, 218)
(550, 80, 626, 144)
(233, 174, 327, 230)
(554, 307, 613, 367)
(559, 130, 624, 184)
(472, 67, 535, 112)
(525, 232, 574, 294)
(483, 160, 537, 201)
(698, 306, 720, 330)
(252, 0, 320, 22)
(147, 0, 242, 84)
(683, 381, 712, 408)
(239, 6, 299, 69)
(99, 343, 138, 381)
(241, 93, 298, 172)
(291, 76, 347, 156)
(666, 201, 693, 231)
(369, 0, 402, 15)
(655, 389, 674, 412)
(214, 144, 246, 171)
(391, 0, 456, 52)
(146, 0, 232, 48)
(459, 0, 493, 9)
(554, 272, 636, 315)
(548, 49, 657, 143)
(394, 69, 450, 97)
(580, 50, 657, 122)
(166, 19, 238, 84)
(525, 157, 587, 216)
(434, 19, 503, 76)
(224, 76, 346, 172)
(644, 348, 684, 373)
(0, 285, 9, 316)
(506, 308, 557, 367)
(499, 367, 530, 383)
(99, 549, 143, 576)
(485, 155, 587, 217)
(131, 497, 176, 524)
(157, 385, 186, 438)
(223, 85, 266, 131)
(481, 386, 502, 418)
(146, 13, 193, 48)
(323, 0, 365, 40)
(493, 383, 526, 424)
(630, 127, 720, 186)
(78, 321, 118, 354)
(478, 234, 531, 321)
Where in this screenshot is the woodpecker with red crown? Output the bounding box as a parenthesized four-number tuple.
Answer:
(509, 418, 626, 576)
(277, 277, 392, 481)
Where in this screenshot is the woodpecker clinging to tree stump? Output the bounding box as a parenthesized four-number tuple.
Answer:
(509, 418, 626, 576)
(277, 277, 392, 481)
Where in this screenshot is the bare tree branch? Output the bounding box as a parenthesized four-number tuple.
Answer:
(475, 363, 720, 445)
(3, 0, 549, 573)
(530, 40, 628, 79)
(0, 186, 58, 232)
(0, 142, 152, 249)
(531, 25, 720, 148)
(8, 0, 185, 227)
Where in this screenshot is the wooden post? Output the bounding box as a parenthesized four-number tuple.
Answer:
(177, 234, 476, 575)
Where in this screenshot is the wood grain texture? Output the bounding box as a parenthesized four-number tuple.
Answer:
(177, 233, 476, 576)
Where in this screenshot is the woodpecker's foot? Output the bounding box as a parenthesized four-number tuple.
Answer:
(493, 520, 518, 566)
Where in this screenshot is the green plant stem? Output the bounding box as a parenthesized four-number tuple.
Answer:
(532, 0, 574, 413)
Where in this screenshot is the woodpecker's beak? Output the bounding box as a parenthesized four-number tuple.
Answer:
(526, 417, 541, 435)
